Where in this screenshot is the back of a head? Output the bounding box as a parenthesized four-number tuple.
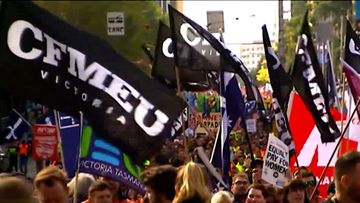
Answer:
(141, 165, 178, 201)
(174, 162, 211, 203)
(68, 173, 95, 199)
(211, 191, 234, 203)
(0, 176, 34, 203)
(34, 165, 68, 190)
(88, 181, 111, 197)
(335, 151, 360, 184)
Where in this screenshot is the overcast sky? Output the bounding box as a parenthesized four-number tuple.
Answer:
(182, 1, 291, 45)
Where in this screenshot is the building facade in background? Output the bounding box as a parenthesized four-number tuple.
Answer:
(239, 42, 264, 71)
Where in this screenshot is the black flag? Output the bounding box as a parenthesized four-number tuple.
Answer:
(344, 20, 360, 73)
(262, 25, 292, 112)
(152, 21, 213, 92)
(291, 12, 340, 143)
(168, 5, 265, 111)
(0, 1, 185, 163)
(342, 20, 360, 117)
(262, 25, 295, 156)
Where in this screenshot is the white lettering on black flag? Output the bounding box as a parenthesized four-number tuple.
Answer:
(291, 12, 340, 143)
(262, 134, 289, 188)
(0, 2, 185, 163)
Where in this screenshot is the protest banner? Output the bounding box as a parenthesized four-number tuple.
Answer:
(262, 134, 289, 188)
(32, 124, 58, 161)
(195, 112, 221, 137)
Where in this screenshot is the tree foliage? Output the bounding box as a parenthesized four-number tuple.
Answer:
(256, 57, 270, 84)
(34, 1, 167, 75)
(284, 0, 352, 78)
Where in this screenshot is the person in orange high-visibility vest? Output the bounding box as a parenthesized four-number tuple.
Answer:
(18, 140, 29, 175)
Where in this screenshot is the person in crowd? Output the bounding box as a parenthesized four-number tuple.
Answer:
(84, 181, 113, 203)
(231, 172, 250, 203)
(250, 159, 265, 185)
(100, 176, 130, 203)
(211, 191, 234, 203)
(0, 175, 34, 203)
(172, 162, 212, 203)
(141, 165, 178, 203)
(7, 142, 19, 172)
(68, 173, 95, 203)
(282, 179, 309, 203)
(245, 183, 268, 203)
(127, 189, 142, 203)
(324, 151, 360, 203)
(325, 181, 335, 200)
(300, 171, 324, 203)
(265, 185, 279, 203)
(18, 140, 29, 175)
(293, 166, 308, 179)
(33, 165, 69, 203)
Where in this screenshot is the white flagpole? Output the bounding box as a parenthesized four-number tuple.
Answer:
(53, 110, 66, 173)
(73, 111, 83, 203)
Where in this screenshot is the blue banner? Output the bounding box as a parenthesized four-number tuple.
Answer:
(57, 112, 80, 178)
(57, 112, 145, 194)
(79, 125, 145, 194)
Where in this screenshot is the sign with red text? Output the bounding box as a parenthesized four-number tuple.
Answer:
(32, 124, 58, 160)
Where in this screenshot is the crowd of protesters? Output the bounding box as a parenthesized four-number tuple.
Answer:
(1, 96, 359, 203)
(0, 150, 359, 203)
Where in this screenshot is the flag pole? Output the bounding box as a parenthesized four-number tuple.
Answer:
(73, 111, 83, 203)
(53, 110, 66, 172)
(338, 73, 346, 157)
(310, 99, 360, 200)
(174, 65, 189, 161)
(345, 78, 351, 153)
(12, 108, 31, 127)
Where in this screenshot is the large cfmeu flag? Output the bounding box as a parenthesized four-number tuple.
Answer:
(342, 20, 360, 118)
(211, 71, 246, 186)
(152, 21, 213, 92)
(0, 2, 185, 163)
(291, 12, 340, 143)
(0, 109, 30, 143)
(168, 5, 264, 110)
(262, 25, 295, 157)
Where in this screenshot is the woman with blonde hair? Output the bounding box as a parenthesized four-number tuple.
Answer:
(173, 162, 212, 203)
